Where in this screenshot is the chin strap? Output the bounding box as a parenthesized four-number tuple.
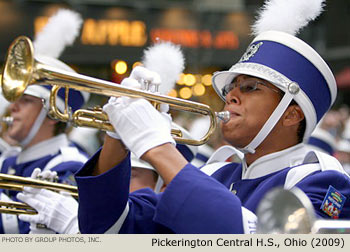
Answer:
(20, 105, 47, 147)
(239, 82, 300, 154)
(154, 176, 164, 193)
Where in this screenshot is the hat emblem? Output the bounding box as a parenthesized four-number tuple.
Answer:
(239, 42, 263, 62)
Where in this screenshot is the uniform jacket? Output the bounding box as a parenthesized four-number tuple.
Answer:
(0, 134, 88, 234)
(75, 143, 350, 234)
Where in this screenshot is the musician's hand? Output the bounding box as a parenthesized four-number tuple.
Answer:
(17, 188, 79, 234)
(128, 66, 161, 90)
(104, 98, 175, 158)
(104, 66, 161, 140)
(30, 168, 57, 182)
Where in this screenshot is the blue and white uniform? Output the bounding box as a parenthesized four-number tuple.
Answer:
(76, 150, 256, 234)
(76, 143, 350, 234)
(202, 144, 350, 217)
(0, 134, 88, 234)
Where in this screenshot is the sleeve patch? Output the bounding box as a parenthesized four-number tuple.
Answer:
(320, 185, 346, 219)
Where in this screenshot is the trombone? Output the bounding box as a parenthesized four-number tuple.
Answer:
(1, 36, 230, 146)
(0, 173, 78, 215)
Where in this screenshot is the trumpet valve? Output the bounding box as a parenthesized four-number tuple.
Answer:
(141, 79, 160, 93)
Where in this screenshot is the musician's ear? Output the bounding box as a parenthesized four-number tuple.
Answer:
(282, 104, 304, 127)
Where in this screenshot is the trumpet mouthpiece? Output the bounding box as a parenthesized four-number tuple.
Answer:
(1, 116, 13, 126)
(215, 111, 230, 123)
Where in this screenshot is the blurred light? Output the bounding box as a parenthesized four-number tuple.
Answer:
(193, 83, 206, 96)
(167, 89, 177, 98)
(184, 74, 196, 86)
(202, 74, 212, 86)
(34, 17, 48, 35)
(177, 73, 185, 85)
(132, 61, 142, 69)
(179, 87, 192, 99)
(115, 60, 127, 74)
(195, 74, 202, 84)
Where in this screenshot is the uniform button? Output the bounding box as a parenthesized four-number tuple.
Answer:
(232, 189, 237, 194)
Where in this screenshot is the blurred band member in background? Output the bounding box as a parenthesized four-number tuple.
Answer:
(0, 9, 89, 234)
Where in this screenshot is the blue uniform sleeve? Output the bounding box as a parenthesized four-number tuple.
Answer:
(75, 150, 171, 234)
(154, 164, 244, 234)
(52, 161, 85, 185)
(120, 189, 172, 233)
(75, 150, 131, 234)
(295, 170, 350, 219)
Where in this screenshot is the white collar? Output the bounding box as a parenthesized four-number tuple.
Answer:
(16, 134, 69, 164)
(0, 138, 11, 153)
(242, 143, 308, 179)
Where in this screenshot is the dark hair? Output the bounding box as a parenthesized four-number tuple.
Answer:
(290, 99, 306, 143)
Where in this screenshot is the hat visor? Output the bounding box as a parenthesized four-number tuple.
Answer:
(212, 63, 288, 101)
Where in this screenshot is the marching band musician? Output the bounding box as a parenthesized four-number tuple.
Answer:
(74, 0, 350, 234)
(0, 95, 21, 168)
(0, 9, 89, 234)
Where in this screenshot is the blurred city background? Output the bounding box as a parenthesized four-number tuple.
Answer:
(0, 0, 350, 160)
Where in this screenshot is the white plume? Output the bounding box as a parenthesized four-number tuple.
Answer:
(252, 0, 326, 36)
(142, 41, 185, 95)
(34, 9, 82, 58)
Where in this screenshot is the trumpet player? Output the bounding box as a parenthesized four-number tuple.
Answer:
(0, 9, 89, 234)
(0, 105, 21, 169)
(74, 0, 350, 234)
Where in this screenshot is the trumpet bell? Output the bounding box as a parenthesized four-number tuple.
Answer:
(2, 36, 35, 102)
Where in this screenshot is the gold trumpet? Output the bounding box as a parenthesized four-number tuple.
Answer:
(0, 173, 78, 215)
(1, 36, 230, 146)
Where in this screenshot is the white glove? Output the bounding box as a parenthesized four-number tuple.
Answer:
(105, 66, 164, 140)
(129, 66, 161, 91)
(31, 168, 57, 182)
(17, 187, 79, 234)
(103, 98, 175, 158)
(105, 97, 123, 140)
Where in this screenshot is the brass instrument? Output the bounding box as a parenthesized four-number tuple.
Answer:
(1, 36, 230, 146)
(0, 201, 37, 215)
(256, 187, 350, 234)
(0, 173, 78, 215)
(1, 116, 13, 126)
(0, 116, 13, 134)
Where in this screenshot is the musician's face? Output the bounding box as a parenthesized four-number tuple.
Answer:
(7, 95, 43, 142)
(220, 74, 282, 148)
(130, 167, 158, 192)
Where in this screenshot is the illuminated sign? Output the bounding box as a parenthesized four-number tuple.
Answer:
(150, 29, 239, 49)
(35, 17, 147, 47)
(81, 19, 147, 46)
(34, 17, 239, 50)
